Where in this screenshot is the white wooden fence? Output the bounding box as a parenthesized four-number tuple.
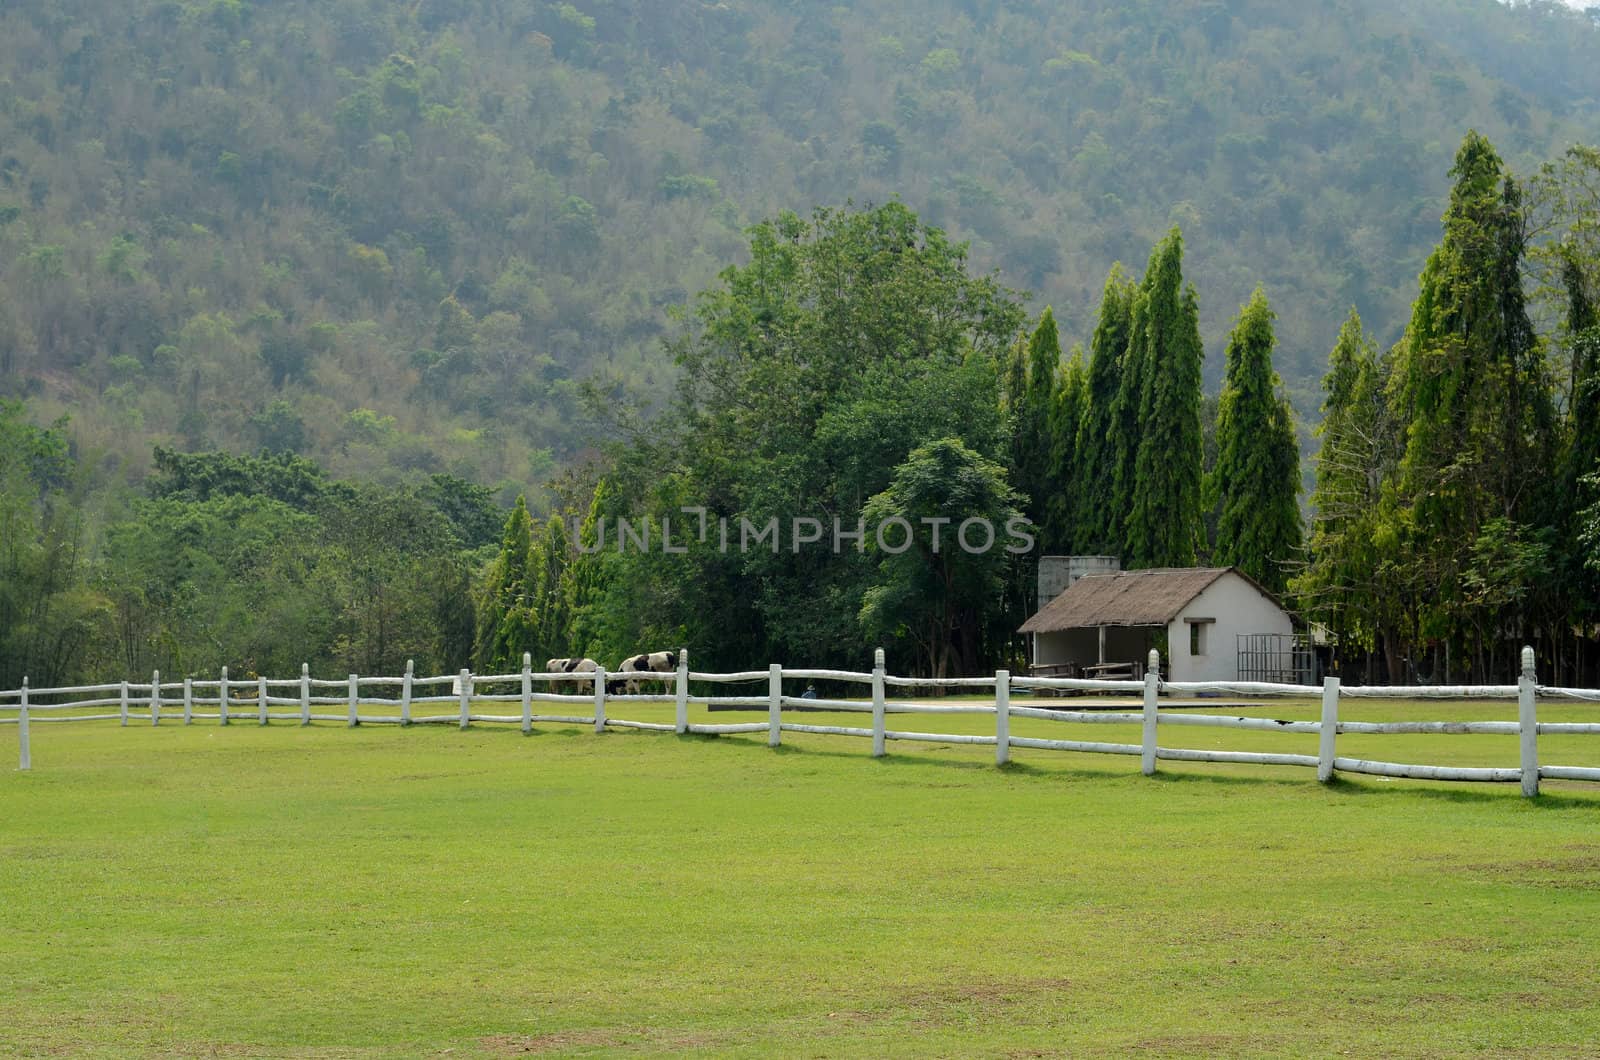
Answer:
(5, 648, 1600, 796)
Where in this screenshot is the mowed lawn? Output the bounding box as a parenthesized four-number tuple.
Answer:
(3, 695, 1600, 1058)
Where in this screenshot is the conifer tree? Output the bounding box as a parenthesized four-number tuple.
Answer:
(474, 494, 537, 669)
(1011, 308, 1062, 545)
(1124, 228, 1206, 568)
(1075, 264, 1136, 553)
(1295, 311, 1400, 663)
(1389, 131, 1556, 663)
(530, 514, 573, 655)
(1046, 346, 1087, 552)
(1209, 287, 1301, 592)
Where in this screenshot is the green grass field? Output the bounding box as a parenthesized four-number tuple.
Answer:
(3, 696, 1599, 1057)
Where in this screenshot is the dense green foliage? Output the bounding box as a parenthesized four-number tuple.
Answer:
(4, 0, 1600, 495)
(859, 438, 1024, 676)
(0, 424, 489, 686)
(1298, 135, 1600, 682)
(1209, 288, 1302, 593)
(1125, 229, 1207, 568)
(587, 203, 1022, 673)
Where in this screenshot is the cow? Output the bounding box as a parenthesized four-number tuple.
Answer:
(612, 650, 678, 695)
(558, 657, 598, 695)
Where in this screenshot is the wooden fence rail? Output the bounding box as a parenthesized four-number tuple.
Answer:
(6, 647, 1600, 794)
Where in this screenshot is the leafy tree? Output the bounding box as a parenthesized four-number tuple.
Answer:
(1208, 287, 1301, 593)
(1125, 228, 1206, 568)
(859, 438, 1024, 678)
(0, 402, 105, 689)
(600, 202, 1025, 672)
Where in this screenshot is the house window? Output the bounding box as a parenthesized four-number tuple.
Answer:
(1188, 620, 1211, 656)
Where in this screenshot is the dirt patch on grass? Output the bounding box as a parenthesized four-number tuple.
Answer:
(1456, 848, 1600, 890)
(478, 1028, 719, 1055)
(479, 1030, 633, 1054)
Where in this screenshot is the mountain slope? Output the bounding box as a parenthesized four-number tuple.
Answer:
(1, 0, 1597, 492)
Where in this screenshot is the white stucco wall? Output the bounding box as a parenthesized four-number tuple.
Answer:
(1164, 573, 1292, 683)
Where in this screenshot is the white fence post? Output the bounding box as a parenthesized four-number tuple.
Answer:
(400, 660, 413, 727)
(183, 676, 193, 726)
(768, 663, 782, 748)
(17, 678, 28, 771)
(347, 674, 359, 727)
(300, 664, 311, 725)
(459, 669, 471, 731)
(219, 666, 230, 726)
(521, 653, 533, 735)
(675, 647, 689, 735)
(876, 646, 889, 755)
(871, 648, 886, 758)
(258, 675, 269, 726)
(1318, 676, 1340, 783)
(1519, 645, 1539, 798)
(593, 667, 607, 733)
(120, 679, 129, 727)
(1141, 650, 1160, 776)
(150, 670, 161, 726)
(995, 669, 1010, 766)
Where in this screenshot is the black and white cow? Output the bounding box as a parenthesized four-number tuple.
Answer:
(546, 657, 598, 694)
(612, 650, 678, 695)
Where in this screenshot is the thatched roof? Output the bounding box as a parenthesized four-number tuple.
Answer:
(1019, 567, 1246, 633)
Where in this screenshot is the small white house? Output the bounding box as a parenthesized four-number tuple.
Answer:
(1019, 566, 1299, 683)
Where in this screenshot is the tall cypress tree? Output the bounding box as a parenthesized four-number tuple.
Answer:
(1209, 287, 1301, 592)
(1295, 311, 1400, 666)
(1388, 131, 1555, 668)
(1046, 345, 1087, 552)
(1562, 250, 1600, 499)
(1106, 281, 1151, 562)
(1075, 263, 1136, 553)
(530, 514, 573, 656)
(474, 494, 537, 669)
(1125, 228, 1206, 568)
(1012, 308, 1062, 545)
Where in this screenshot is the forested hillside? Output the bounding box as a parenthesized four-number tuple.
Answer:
(3, 0, 1600, 492)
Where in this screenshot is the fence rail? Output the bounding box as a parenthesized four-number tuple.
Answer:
(6, 648, 1600, 794)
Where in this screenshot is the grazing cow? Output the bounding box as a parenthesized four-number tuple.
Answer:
(551, 656, 598, 694)
(613, 650, 678, 694)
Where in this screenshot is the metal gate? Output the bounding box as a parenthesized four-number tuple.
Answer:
(1237, 633, 1315, 684)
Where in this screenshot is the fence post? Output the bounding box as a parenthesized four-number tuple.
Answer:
(1519, 645, 1539, 798)
(219, 666, 230, 726)
(521, 653, 533, 735)
(768, 663, 782, 748)
(299, 664, 311, 725)
(183, 676, 193, 726)
(871, 648, 886, 758)
(258, 675, 269, 726)
(120, 679, 129, 727)
(995, 669, 1010, 766)
(1318, 676, 1340, 783)
(458, 669, 471, 731)
(400, 660, 413, 727)
(17, 678, 28, 771)
(674, 647, 689, 735)
(348, 674, 359, 727)
(593, 667, 607, 734)
(151, 670, 161, 726)
(1141, 650, 1160, 776)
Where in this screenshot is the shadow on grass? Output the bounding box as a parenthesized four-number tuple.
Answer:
(652, 726, 1600, 807)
